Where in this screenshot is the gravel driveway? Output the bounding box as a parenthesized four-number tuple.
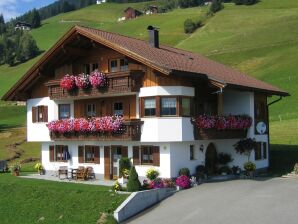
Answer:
(126, 178, 298, 224)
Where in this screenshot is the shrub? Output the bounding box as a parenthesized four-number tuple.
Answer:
(176, 175, 191, 189)
(127, 166, 141, 192)
(233, 0, 258, 5)
(184, 18, 197, 34)
(111, 180, 122, 192)
(146, 168, 160, 181)
(179, 168, 190, 177)
(218, 153, 233, 165)
(243, 161, 256, 171)
(119, 157, 131, 178)
(162, 178, 176, 188)
(210, 0, 224, 14)
(218, 166, 231, 174)
(150, 178, 164, 189)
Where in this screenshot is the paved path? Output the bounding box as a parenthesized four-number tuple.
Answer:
(126, 178, 298, 224)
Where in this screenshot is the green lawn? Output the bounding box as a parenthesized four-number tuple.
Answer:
(0, 174, 127, 224)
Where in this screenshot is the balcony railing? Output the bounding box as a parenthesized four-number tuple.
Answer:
(45, 71, 143, 100)
(50, 119, 143, 141)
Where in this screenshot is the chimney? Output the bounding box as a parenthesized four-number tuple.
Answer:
(147, 25, 159, 48)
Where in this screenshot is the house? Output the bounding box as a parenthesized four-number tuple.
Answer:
(124, 7, 143, 20)
(2, 25, 288, 180)
(96, 0, 106, 4)
(14, 21, 31, 31)
(145, 5, 158, 15)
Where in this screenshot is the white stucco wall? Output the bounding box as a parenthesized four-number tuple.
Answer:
(141, 117, 194, 142)
(27, 98, 74, 142)
(139, 86, 195, 97)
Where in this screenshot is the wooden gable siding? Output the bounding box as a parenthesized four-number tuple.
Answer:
(55, 64, 73, 79)
(74, 95, 136, 119)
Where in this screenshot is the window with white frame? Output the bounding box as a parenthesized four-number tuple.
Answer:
(161, 97, 177, 116)
(144, 98, 156, 116)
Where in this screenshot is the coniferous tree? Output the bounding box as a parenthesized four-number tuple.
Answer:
(18, 33, 39, 62)
(127, 166, 141, 192)
(0, 14, 6, 35)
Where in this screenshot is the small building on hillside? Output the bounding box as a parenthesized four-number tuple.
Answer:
(124, 7, 143, 20)
(14, 21, 31, 31)
(96, 0, 106, 4)
(145, 5, 158, 15)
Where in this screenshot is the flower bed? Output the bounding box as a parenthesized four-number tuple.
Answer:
(60, 70, 107, 91)
(47, 116, 123, 134)
(191, 115, 252, 130)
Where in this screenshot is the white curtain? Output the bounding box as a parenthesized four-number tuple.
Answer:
(162, 98, 176, 108)
(145, 98, 156, 108)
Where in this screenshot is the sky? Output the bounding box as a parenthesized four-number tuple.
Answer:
(0, 0, 56, 21)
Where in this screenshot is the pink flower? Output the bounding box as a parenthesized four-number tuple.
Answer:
(89, 70, 106, 88)
(75, 73, 90, 89)
(176, 175, 191, 189)
(60, 74, 75, 90)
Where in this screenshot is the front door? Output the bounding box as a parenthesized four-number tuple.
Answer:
(205, 143, 218, 175)
(104, 146, 128, 180)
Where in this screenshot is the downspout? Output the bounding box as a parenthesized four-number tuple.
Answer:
(266, 96, 283, 172)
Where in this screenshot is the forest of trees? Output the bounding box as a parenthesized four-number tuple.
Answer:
(0, 14, 40, 66)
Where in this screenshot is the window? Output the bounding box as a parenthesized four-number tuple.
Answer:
(181, 98, 191, 116)
(59, 104, 70, 119)
(141, 146, 153, 165)
(255, 142, 267, 160)
(161, 97, 177, 116)
(114, 102, 123, 116)
(120, 59, 128, 71)
(84, 64, 90, 74)
(86, 104, 96, 117)
(190, 145, 195, 160)
(92, 63, 99, 71)
(85, 146, 95, 163)
(144, 98, 156, 116)
(32, 105, 48, 123)
(110, 60, 118, 72)
(78, 145, 100, 164)
(55, 145, 69, 162)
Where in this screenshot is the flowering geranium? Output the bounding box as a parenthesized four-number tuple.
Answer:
(149, 178, 164, 189)
(47, 116, 124, 134)
(75, 73, 90, 89)
(192, 115, 252, 130)
(176, 175, 191, 189)
(60, 74, 75, 90)
(89, 70, 106, 88)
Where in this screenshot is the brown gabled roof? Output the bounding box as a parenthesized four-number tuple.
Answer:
(2, 25, 289, 100)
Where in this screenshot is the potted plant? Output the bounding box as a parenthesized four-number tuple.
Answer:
(234, 138, 257, 161)
(34, 162, 45, 175)
(175, 175, 191, 190)
(146, 168, 160, 181)
(243, 161, 256, 178)
(10, 164, 21, 176)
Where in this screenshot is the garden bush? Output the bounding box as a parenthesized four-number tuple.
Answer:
(218, 153, 233, 165)
(179, 167, 190, 177)
(127, 166, 141, 192)
(218, 165, 231, 174)
(146, 168, 160, 181)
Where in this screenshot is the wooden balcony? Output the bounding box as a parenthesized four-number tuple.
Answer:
(50, 119, 143, 141)
(193, 128, 248, 140)
(46, 71, 143, 100)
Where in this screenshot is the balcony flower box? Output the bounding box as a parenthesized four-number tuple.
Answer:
(191, 115, 252, 140)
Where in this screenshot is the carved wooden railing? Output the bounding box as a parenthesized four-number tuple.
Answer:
(50, 119, 143, 141)
(45, 71, 143, 100)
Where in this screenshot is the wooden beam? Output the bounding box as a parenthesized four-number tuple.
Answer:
(217, 93, 224, 116)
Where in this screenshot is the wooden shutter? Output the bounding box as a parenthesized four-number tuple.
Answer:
(94, 146, 100, 164)
(78, 146, 84, 163)
(49, 145, 55, 162)
(133, 146, 140, 165)
(104, 146, 111, 179)
(43, 106, 48, 122)
(121, 146, 128, 158)
(153, 146, 160, 166)
(32, 107, 37, 123)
